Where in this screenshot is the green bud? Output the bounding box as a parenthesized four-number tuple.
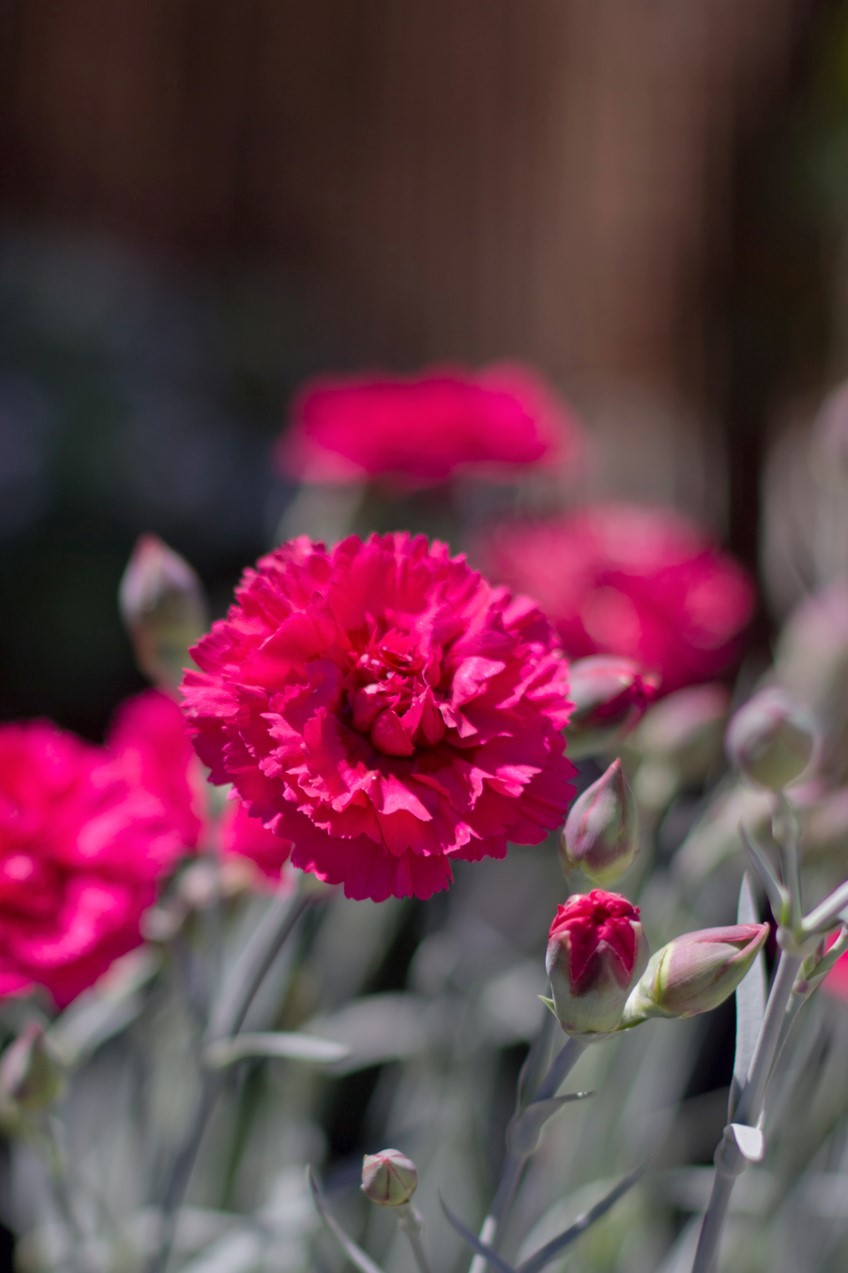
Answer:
(725, 688, 816, 791)
(119, 535, 208, 689)
(361, 1149, 418, 1207)
(634, 684, 729, 784)
(0, 1025, 66, 1131)
(559, 760, 639, 886)
(623, 923, 769, 1024)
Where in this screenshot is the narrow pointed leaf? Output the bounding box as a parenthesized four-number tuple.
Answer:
(206, 1032, 350, 1069)
(438, 1196, 519, 1273)
(518, 1167, 643, 1273)
(307, 1167, 387, 1273)
(507, 1093, 593, 1158)
(729, 873, 766, 1117)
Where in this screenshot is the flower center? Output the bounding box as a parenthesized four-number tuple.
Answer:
(347, 628, 447, 757)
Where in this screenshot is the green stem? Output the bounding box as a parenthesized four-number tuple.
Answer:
(398, 1205, 434, 1273)
(145, 888, 315, 1273)
(693, 950, 802, 1273)
(468, 1036, 588, 1273)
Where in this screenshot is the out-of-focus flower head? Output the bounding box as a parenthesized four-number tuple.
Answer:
(822, 932, 848, 1002)
(277, 364, 584, 488)
(545, 890, 648, 1035)
(109, 690, 294, 888)
(181, 533, 575, 901)
(566, 655, 660, 759)
(477, 503, 755, 693)
(0, 720, 184, 1007)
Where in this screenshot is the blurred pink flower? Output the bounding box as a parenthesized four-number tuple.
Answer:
(822, 933, 848, 1002)
(109, 689, 293, 885)
(478, 504, 755, 693)
(0, 722, 182, 1007)
(181, 533, 575, 901)
(278, 364, 583, 487)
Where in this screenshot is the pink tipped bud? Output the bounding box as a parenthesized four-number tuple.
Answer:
(545, 890, 649, 1035)
(119, 535, 208, 690)
(361, 1149, 418, 1207)
(623, 923, 769, 1024)
(0, 1025, 65, 1129)
(566, 657, 660, 760)
(725, 687, 816, 791)
(559, 760, 639, 886)
(635, 684, 730, 784)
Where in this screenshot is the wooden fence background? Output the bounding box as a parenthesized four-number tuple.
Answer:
(0, 0, 829, 546)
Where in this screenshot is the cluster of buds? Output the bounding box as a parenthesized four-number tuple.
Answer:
(545, 890, 769, 1037)
(566, 657, 660, 759)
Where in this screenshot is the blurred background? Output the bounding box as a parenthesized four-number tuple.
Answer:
(1, 0, 847, 739)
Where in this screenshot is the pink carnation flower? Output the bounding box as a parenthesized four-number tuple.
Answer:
(181, 533, 576, 901)
(0, 722, 185, 1007)
(108, 689, 293, 885)
(478, 504, 755, 693)
(278, 364, 583, 487)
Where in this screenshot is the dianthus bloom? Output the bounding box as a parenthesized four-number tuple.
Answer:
(109, 689, 293, 884)
(181, 533, 575, 901)
(546, 890, 648, 1035)
(277, 364, 583, 487)
(0, 722, 184, 1007)
(478, 504, 755, 693)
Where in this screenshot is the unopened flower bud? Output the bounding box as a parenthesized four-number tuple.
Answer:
(634, 684, 729, 785)
(0, 1025, 65, 1130)
(545, 890, 648, 1036)
(119, 535, 208, 689)
(623, 923, 769, 1025)
(361, 1149, 418, 1207)
(566, 657, 660, 760)
(725, 688, 816, 791)
(559, 760, 639, 885)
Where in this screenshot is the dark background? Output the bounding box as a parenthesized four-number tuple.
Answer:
(1, 0, 846, 742)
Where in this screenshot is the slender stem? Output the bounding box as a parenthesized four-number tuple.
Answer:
(535, 1036, 588, 1103)
(398, 1206, 434, 1273)
(468, 1036, 588, 1273)
(803, 880, 848, 935)
(145, 888, 315, 1273)
(43, 1116, 88, 1273)
(693, 950, 802, 1273)
(212, 889, 313, 1039)
(773, 796, 801, 932)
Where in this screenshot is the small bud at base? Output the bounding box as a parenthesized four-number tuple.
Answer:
(361, 1149, 418, 1207)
